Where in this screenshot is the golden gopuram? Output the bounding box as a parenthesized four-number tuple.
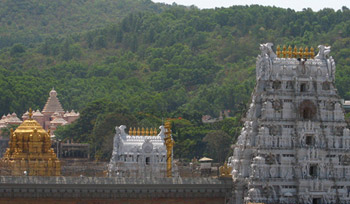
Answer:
(1, 108, 60, 176)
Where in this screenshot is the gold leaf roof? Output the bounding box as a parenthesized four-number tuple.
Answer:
(14, 118, 47, 135)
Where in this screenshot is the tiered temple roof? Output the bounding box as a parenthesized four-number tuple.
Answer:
(0, 113, 22, 128)
(42, 89, 64, 114)
(1, 109, 60, 176)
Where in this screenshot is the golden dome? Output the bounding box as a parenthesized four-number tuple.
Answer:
(1, 108, 61, 176)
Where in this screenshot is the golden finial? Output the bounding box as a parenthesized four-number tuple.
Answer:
(28, 108, 33, 119)
(310, 47, 315, 59)
(304, 47, 309, 59)
(299, 47, 303, 58)
(137, 127, 140, 136)
(145, 128, 149, 136)
(282, 45, 287, 58)
(132, 127, 136, 135)
(141, 127, 145, 136)
(293, 46, 297, 58)
(154, 127, 158, 135)
(128, 127, 132, 135)
(288, 45, 292, 58)
(276, 45, 281, 57)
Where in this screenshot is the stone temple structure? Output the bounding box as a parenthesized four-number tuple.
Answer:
(22, 89, 79, 135)
(108, 125, 170, 178)
(230, 43, 350, 204)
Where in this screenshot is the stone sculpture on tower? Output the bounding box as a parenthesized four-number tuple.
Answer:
(1, 108, 61, 176)
(230, 43, 350, 204)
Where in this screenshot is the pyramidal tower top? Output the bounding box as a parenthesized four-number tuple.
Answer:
(42, 88, 64, 114)
(230, 43, 349, 204)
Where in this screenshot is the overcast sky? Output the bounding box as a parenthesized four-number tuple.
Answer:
(152, 0, 350, 11)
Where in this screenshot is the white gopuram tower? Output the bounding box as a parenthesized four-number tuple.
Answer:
(230, 43, 350, 204)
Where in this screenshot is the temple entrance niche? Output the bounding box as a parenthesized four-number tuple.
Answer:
(309, 164, 318, 178)
(299, 100, 317, 120)
(305, 135, 315, 146)
(313, 198, 321, 204)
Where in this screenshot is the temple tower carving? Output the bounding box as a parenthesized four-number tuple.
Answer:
(230, 43, 350, 204)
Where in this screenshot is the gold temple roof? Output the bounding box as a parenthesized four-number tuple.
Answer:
(2, 108, 61, 176)
(14, 117, 47, 134)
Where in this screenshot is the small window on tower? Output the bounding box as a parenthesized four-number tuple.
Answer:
(300, 83, 307, 92)
(306, 135, 314, 146)
(146, 157, 150, 165)
(309, 164, 318, 177)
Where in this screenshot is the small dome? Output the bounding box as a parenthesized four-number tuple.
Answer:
(33, 110, 44, 117)
(50, 89, 57, 97)
(12, 113, 17, 117)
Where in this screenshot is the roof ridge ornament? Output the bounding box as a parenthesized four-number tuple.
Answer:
(28, 108, 33, 119)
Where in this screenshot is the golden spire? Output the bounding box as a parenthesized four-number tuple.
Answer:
(276, 45, 281, 57)
(288, 45, 292, 58)
(137, 127, 140, 136)
(164, 120, 175, 177)
(310, 47, 315, 59)
(304, 47, 309, 59)
(282, 45, 287, 58)
(28, 108, 33, 119)
(146, 128, 149, 136)
(141, 127, 145, 136)
(293, 46, 298, 58)
(299, 47, 303, 58)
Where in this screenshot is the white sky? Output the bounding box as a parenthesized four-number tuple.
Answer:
(152, 0, 350, 11)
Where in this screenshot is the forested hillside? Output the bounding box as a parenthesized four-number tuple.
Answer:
(0, 0, 169, 48)
(1, 4, 350, 161)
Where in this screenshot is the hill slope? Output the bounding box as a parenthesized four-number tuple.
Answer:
(0, 0, 169, 48)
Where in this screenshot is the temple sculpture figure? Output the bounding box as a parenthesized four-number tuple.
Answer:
(230, 43, 350, 204)
(1, 108, 61, 176)
(108, 124, 175, 178)
(22, 89, 79, 135)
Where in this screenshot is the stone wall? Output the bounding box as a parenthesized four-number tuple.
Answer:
(0, 198, 225, 204)
(0, 176, 232, 203)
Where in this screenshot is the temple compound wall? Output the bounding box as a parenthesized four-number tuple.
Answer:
(0, 176, 232, 204)
(230, 43, 350, 204)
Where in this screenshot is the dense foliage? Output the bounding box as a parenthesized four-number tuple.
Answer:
(1, 3, 350, 161)
(0, 0, 169, 48)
